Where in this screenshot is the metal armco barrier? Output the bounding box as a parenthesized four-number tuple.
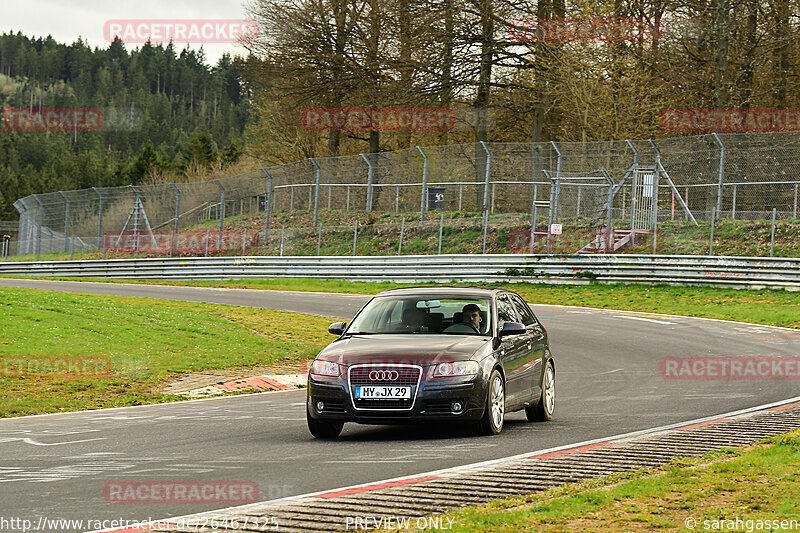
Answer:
(1, 255, 799, 290)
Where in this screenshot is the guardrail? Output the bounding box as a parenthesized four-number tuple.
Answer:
(1, 254, 799, 290)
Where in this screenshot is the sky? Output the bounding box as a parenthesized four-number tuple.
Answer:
(2, 0, 254, 66)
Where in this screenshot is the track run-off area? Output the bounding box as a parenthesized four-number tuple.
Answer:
(1, 278, 799, 532)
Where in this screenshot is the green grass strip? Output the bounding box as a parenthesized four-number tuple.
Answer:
(22, 277, 800, 330)
(0, 286, 334, 418)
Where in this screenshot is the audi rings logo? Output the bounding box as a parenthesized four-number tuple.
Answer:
(369, 370, 399, 381)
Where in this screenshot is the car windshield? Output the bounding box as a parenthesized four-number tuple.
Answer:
(346, 296, 492, 335)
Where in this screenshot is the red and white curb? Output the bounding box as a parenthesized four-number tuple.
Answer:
(183, 374, 307, 398)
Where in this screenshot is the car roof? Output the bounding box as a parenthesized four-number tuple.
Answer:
(374, 286, 504, 298)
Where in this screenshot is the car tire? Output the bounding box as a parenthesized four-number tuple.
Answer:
(307, 406, 344, 438)
(476, 369, 505, 435)
(526, 361, 555, 422)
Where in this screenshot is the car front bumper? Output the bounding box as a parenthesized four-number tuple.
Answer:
(307, 373, 487, 424)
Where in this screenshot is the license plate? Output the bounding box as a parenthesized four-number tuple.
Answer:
(355, 386, 411, 399)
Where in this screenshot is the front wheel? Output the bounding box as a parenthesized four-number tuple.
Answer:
(476, 369, 505, 435)
(307, 407, 344, 438)
(526, 361, 555, 422)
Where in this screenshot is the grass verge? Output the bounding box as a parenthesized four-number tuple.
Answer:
(0, 286, 335, 418)
(404, 430, 800, 532)
(16, 277, 800, 330)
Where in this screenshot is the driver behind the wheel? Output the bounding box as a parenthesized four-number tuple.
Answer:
(444, 303, 483, 334)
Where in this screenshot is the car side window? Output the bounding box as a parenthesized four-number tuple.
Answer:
(496, 296, 518, 328)
(510, 294, 536, 326)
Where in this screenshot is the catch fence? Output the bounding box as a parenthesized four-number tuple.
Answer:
(10, 132, 800, 259)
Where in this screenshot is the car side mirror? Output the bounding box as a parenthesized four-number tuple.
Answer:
(499, 322, 526, 337)
(328, 321, 347, 335)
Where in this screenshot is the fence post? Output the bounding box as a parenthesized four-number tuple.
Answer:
(214, 180, 226, 232)
(290, 187, 294, 211)
(794, 184, 798, 219)
(353, 219, 359, 256)
(770, 208, 776, 257)
(649, 139, 661, 229)
(551, 141, 562, 223)
(482, 211, 489, 254)
(34, 194, 43, 261)
(709, 207, 716, 256)
(712, 133, 726, 218)
(317, 223, 322, 256)
(601, 169, 615, 252)
(360, 154, 374, 213)
(92, 187, 104, 257)
(732, 184, 737, 220)
(205, 229, 210, 256)
(417, 146, 428, 221)
(479, 142, 491, 214)
(530, 183, 538, 254)
(280, 225, 285, 256)
(652, 210, 658, 255)
(438, 213, 444, 254)
(261, 169, 274, 245)
(170, 183, 181, 257)
(398, 217, 405, 255)
(310, 158, 321, 226)
(546, 171, 555, 254)
(58, 191, 69, 252)
(395, 185, 400, 213)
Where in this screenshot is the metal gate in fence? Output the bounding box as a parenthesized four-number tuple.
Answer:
(631, 167, 658, 230)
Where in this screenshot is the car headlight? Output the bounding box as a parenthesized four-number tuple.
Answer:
(310, 360, 341, 377)
(434, 361, 479, 377)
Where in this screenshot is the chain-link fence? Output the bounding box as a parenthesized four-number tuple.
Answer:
(10, 132, 800, 259)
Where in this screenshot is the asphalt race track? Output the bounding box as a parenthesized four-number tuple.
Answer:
(2, 278, 799, 531)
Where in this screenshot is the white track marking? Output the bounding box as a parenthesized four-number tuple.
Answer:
(613, 315, 677, 325)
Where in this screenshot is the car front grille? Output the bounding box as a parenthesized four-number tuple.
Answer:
(348, 364, 422, 411)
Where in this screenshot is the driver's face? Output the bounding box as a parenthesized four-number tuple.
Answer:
(464, 310, 482, 328)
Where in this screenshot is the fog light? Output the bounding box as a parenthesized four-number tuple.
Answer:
(316, 401, 325, 411)
(450, 401, 464, 413)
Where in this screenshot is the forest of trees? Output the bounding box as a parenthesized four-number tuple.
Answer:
(0, 32, 252, 220)
(243, 0, 799, 161)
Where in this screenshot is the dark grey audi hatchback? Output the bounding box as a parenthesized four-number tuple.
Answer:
(306, 287, 555, 438)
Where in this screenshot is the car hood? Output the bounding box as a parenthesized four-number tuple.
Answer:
(317, 334, 492, 367)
